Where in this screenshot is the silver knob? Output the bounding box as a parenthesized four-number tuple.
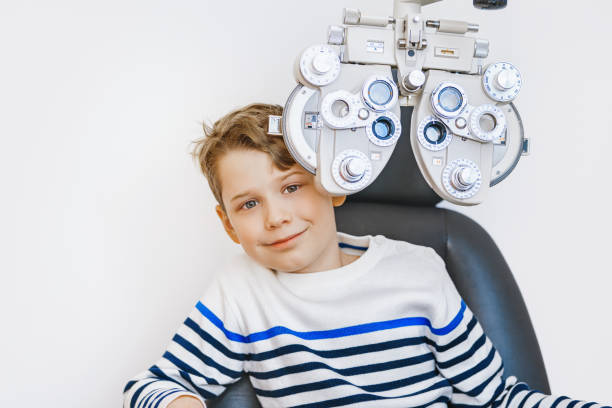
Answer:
(340, 157, 366, 182)
(495, 69, 517, 90)
(402, 70, 426, 91)
(328, 25, 345, 45)
(451, 166, 479, 191)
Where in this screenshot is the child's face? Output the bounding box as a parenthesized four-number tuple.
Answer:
(215, 149, 346, 273)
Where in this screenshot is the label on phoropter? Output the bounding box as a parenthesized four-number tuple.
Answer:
(304, 112, 321, 129)
(366, 40, 384, 53)
(435, 47, 459, 59)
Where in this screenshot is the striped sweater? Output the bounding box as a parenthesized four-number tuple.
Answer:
(123, 232, 609, 408)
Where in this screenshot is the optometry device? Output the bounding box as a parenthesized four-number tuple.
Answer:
(278, 0, 528, 205)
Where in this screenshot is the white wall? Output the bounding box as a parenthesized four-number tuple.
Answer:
(1, 0, 610, 406)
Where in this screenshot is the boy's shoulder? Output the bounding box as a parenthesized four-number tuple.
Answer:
(375, 234, 445, 266)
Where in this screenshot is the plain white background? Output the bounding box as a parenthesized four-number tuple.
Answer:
(1, 0, 611, 406)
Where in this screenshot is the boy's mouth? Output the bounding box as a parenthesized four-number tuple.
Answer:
(266, 228, 307, 246)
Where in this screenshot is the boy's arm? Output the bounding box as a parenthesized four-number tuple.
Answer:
(123, 276, 247, 408)
(424, 248, 611, 408)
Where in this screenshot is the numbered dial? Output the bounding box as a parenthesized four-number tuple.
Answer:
(361, 75, 398, 112)
(366, 111, 401, 147)
(431, 82, 468, 119)
(469, 104, 506, 142)
(320, 90, 360, 129)
(332, 149, 372, 191)
(299, 45, 341, 87)
(417, 115, 452, 151)
(442, 159, 482, 199)
(482, 62, 522, 102)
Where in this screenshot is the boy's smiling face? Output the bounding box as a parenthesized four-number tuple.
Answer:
(215, 148, 347, 274)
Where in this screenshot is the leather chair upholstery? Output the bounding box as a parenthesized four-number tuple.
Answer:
(207, 106, 550, 407)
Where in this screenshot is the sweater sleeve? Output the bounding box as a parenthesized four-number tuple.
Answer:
(422, 248, 611, 408)
(122, 274, 247, 408)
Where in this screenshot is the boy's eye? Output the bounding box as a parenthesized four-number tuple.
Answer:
(239, 184, 302, 211)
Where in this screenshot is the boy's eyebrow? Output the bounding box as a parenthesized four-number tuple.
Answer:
(230, 170, 305, 203)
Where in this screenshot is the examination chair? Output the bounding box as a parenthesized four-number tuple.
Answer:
(207, 105, 550, 407)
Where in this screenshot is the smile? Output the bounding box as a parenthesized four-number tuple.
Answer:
(266, 229, 307, 248)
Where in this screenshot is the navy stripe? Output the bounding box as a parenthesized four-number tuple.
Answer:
(338, 242, 368, 251)
(147, 365, 216, 400)
(566, 401, 580, 408)
(532, 396, 546, 408)
(465, 361, 504, 397)
(292, 392, 450, 408)
(148, 388, 179, 408)
(250, 334, 427, 362)
(172, 333, 242, 378)
(437, 332, 486, 369)
(196, 299, 467, 343)
(506, 383, 531, 406)
(517, 389, 539, 408)
(130, 380, 156, 408)
(551, 396, 571, 408)
(249, 351, 434, 380)
(433, 315, 478, 352)
(254, 369, 440, 398)
(184, 318, 247, 361)
(162, 351, 224, 384)
(152, 389, 182, 408)
(124, 380, 137, 393)
(448, 345, 497, 385)
(138, 388, 159, 408)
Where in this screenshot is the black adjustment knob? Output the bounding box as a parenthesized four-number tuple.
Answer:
(473, 0, 507, 9)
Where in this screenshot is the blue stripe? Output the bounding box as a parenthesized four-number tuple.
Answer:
(196, 299, 466, 343)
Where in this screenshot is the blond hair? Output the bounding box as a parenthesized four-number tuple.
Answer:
(191, 103, 297, 214)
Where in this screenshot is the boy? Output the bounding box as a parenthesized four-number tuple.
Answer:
(123, 103, 608, 408)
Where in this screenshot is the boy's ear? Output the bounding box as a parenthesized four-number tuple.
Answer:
(215, 204, 240, 245)
(332, 195, 347, 207)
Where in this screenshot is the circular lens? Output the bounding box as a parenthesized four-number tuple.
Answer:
(479, 113, 497, 132)
(423, 121, 447, 144)
(438, 87, 463, 112)
(368, 80, 393, 106)
(372, 117, 395, 140)
(331, 99, 350, 118)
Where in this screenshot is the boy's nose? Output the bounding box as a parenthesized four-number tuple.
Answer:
(264, 202, 292, 229)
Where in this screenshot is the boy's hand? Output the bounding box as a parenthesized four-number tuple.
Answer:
(166, 395, 206, 408)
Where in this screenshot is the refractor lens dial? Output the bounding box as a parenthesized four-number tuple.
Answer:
(482, 62, 522, 102)
(431, 82, 468, 118)
(341, 157, 366, 182)
(417, 115, 452, 151)
(452, 166, 479, 191)
(332, 149, 372, 191)
(469, 104, 506, 142)
(366, 111, 401, 147)
(362, 75, 398, 112)
(442, 159, 482, 199)
(299, 45, 341, 87)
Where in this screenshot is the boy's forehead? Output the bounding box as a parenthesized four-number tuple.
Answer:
(219, 150, 309, 200)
